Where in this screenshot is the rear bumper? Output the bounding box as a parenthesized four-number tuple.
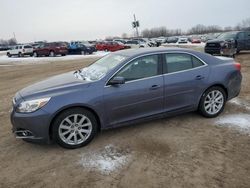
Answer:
(227, 71, 242, 100)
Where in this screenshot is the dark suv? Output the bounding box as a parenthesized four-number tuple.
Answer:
(33, 42, 68, 57)
(205, 31, 250, 55)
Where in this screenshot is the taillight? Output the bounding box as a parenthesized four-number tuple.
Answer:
(234, 62, 241, 71)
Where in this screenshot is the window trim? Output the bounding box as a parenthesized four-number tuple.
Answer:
(163, 52, 207, 75)
(105, 51, 207, 87)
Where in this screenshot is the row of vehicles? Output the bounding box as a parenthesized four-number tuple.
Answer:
(6, 41, 96, 57)
(6, 38, 158, 57)
(95, 39, 157, 52)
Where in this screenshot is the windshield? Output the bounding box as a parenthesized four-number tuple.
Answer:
(217, 32, 237, 40)
(76, 54, 126, 81)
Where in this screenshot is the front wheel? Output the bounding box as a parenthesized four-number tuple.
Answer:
(33, 52, 38, 57)
(198, 86, 226, 118)
(52, 108, 98, 149)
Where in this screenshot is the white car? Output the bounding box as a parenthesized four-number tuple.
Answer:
(7, 45, 33, 57)
(125, 40, 148, 49)
(178, 37, 189, 44)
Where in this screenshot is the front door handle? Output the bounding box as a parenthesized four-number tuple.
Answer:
(150, 85, 160, 90)
(195, 75, 205, 80)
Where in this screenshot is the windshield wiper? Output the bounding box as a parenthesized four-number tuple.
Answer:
(74, 69, 86, 80)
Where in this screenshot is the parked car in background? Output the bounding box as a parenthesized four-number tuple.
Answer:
(178, 37, 189, 44)
(113, 39, 127, 44)
(205, 31, 250, 55)
(96, 41, 127, 52)
(7, 45, 33, 57)
(33, 42, 68, 57)
(191, 37, 201, 43)
(155, 37, 167, 44)
(68, 41, 95, 55)
(11, 48, 242, 149)
(166, 37, 179, 43)
(0, 45, 10, 51)
(125, 40, 148, 48)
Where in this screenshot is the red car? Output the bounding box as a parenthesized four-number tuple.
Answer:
(191, 38, 202, 43)
(95, 41, 126, 52)
(33, 42, 68, 57)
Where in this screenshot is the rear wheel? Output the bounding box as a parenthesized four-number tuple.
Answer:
(52, 108, 98, 149)
(199, 86, 226, 118)
(49, 51, 55, 57)
(7, 52, 11, 57)
(18, 52, 22, 57)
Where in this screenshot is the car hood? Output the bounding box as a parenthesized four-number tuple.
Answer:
(206, 39, 224, 43)
(19, 71, 91, 99)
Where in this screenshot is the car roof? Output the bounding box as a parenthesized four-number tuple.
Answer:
(113, 47, 201, 57)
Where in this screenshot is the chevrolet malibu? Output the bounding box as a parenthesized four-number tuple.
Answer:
(11, 48, 242, 149)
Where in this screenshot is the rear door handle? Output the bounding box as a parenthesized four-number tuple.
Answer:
(150, 85, 160, 90)
(195, 75, 205, 80)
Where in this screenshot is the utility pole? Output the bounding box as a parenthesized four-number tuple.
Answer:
(13, 32, 16, 40)
(132, 14, 139, 37)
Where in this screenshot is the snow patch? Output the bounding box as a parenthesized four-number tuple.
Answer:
(229, 98, 250, 111)
(215, 113, 250, 135)
(78, 144, 131, 174)
(0, 51, 109, 65)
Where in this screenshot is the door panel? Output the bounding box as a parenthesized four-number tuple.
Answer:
(163, 53, 209, 112)
(103, 54, 164, 126)
(164, 67, 209, 111)
(103, 76, 164, 125)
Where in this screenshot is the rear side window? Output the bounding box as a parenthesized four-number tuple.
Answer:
(24, 45, 32, 49)
(237, 32, 245, 40)
(164, 53, 204, 73)
(246, 32, 250, 39)
(192, 56, 204, 68)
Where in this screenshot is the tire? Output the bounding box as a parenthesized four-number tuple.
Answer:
(33, 52, 38, 57)
(199, 86, 226, 118)
(52, 108, 98, 149)
(61, 54, 66, 56)
(7, 53, 11, 57)
(49, 51, 55, 57)
(18, 52, 22, 57)
(236, 50, 240, 54)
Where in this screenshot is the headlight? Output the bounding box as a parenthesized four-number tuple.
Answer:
(16, 97, 51, 113)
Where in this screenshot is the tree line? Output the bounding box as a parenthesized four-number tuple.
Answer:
(0, 38, 17, 46)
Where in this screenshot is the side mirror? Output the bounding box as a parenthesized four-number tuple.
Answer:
(108, 76, 125, 85)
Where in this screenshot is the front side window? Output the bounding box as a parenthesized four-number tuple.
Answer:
(165, 53, 204, 73)
(115, 55, 158, 82)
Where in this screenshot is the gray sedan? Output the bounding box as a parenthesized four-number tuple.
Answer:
(11, 48, 242, 149)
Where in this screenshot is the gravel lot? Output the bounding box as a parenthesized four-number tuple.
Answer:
(0, 50, 250, 188)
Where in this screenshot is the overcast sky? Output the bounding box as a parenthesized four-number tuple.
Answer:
(0, 0, 249, 42)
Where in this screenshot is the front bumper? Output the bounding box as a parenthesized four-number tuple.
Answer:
(204, 47, 221, 55)
(10, 108, 52, 144)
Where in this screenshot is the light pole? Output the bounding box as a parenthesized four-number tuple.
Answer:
(132, 14, 139, 37)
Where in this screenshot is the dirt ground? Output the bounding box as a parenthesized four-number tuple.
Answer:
(0, 52, 250, 188)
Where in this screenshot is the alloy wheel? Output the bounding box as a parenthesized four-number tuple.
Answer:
(58, 114, 92, 145)
(204, 90, 224, 115)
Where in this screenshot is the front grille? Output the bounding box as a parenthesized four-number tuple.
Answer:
(206, 43, 220, 48)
